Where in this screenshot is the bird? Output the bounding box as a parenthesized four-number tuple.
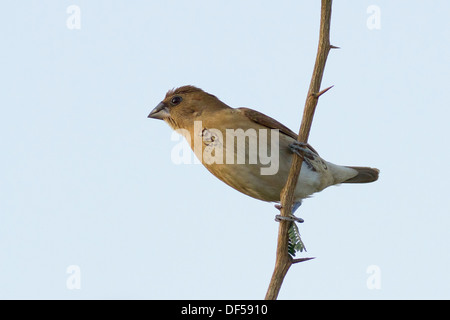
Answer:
(148, 85, 379, 219)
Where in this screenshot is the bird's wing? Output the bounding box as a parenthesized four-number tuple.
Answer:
(237, 107, 297, 139)
(237, 107, 319, 155)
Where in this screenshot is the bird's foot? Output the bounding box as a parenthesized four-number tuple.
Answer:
(289, 142, 324, 172)
(275, 214, 304, 223)
(274, 201, 304, 223)
(289, 141, 317, 159)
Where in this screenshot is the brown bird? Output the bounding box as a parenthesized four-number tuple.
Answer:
(148, 85, 379, 217)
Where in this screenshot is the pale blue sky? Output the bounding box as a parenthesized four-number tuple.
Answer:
(0, 1, 449, 299)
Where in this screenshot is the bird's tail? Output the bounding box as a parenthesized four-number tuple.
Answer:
(342, 166, 379, 183)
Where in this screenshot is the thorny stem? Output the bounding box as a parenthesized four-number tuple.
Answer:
(265, 0, 335, 300)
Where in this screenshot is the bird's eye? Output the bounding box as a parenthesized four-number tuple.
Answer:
(171, 96, 182, 105)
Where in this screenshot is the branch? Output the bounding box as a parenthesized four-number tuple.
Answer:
(265, 0, 334, 300)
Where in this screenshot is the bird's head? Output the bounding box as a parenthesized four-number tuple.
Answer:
(148, 85, 226, 130)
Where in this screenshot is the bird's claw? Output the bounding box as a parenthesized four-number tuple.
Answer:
(275, 214, 304, 223)
(289, 142, 317, 159)
(289, 141, 324, 172)
(274, 203, 304, 223)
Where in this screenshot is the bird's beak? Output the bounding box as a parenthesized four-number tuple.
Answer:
(148, 102, 170, 120)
